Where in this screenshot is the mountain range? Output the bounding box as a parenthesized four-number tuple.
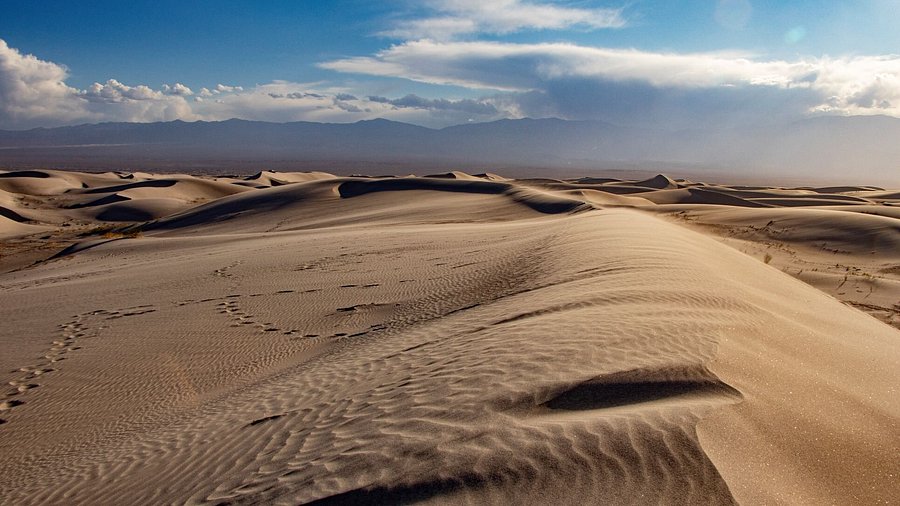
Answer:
(1, 116, 898, 185)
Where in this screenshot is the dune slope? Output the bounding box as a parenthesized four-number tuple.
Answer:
(1, 172, 898, 504)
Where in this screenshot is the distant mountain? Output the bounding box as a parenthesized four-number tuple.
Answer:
(1, 116, 898, 185)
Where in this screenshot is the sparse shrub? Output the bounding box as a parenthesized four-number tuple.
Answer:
(80, 225, 117, 237)
(100, 227, 143, 239)
(764, 253, 773, 264)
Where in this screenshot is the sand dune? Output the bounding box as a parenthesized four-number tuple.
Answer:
(0, 170, 898, 504)
(0, 215, 48, 240)
(243, 170, 337, 186)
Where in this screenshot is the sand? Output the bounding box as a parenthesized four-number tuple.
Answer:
(0, 169, 898, 504)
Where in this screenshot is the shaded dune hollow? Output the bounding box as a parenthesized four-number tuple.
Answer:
(542, 367, 742, 413)
(0, 171, 898, 505)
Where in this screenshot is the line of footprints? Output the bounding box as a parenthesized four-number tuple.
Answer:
(1, 305, 156, 425)
(2, 281, 392, 425)
(212, 285, 385, 339)
(217, 292, 317, 337)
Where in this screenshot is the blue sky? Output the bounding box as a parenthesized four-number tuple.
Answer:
(2, 0, 900, 128)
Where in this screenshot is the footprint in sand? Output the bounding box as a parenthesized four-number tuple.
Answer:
(1, 304, 157, 420)
(0, 399, 25, 410)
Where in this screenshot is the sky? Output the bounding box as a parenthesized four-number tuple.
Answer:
(2, 0, 900, 129)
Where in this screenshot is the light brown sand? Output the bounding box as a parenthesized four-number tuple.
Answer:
(0, 170, 898, 504)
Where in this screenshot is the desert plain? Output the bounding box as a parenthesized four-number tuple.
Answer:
(0, 168, 898, 504)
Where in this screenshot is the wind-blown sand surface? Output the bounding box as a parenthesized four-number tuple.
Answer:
(0, 169, 898, 504)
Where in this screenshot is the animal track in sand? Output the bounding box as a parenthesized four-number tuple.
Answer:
(1, 304, 157, 421)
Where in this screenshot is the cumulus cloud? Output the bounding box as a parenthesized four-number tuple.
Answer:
(0, 39, 87, 128)
(0, 40, 197, 128)
(383, 0, 625, 40)
(3, 39, 491, 128)
(83, 79, 161, 102)
(214, 83, 243, 93)
(162, 83, 194, 96)
(809, 56, 900, 114)
(78, 79, 194, 123)
(0, 37, 503, 129)
(322, 39, 900, 124)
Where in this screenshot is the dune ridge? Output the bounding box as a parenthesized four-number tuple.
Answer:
(0, 169, 898, 504)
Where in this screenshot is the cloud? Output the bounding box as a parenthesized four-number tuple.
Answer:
(162, 83, 194, 96)
(189, 81, 502, 125)
(809, 56, 900, 114)
(504, 78, 820, 129)
(78, 79, 194, 123)
(214, 83, 243, 93)
(267, 91, 326, 99)
(0, 39, 87, 128)
(83, 79, 162, 102)
(322, 39, 900, 124)
(0, 40, 196, 128)
(0, 39, 502, 128)
(382, 0, 625, 40)
(322, 40, 805, 90)
(5, 33, 900, 131)
(366, 94, 498, 114)
(3, 39, 504, 128)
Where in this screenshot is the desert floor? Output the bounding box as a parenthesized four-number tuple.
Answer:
(1, 169, 898, 504)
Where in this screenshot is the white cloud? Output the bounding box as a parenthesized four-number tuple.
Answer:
(322, 40, 800, 90)
(4, 34, 900, 131)
(383, 0, 625, 40)
(367, 94, 498, 115)
(189, 81, 502, 125)
(0, 38, 88, 128)
(0, 39, 502, 129)
(0, 40, 199, 127)
(83, 79, 161, 102)
(321, 40, 900, 120)
(78, 79, 194, 123)
(809, 56, 900, 115)
(162, 82, 194, 96)
(214, 83, 244, 94)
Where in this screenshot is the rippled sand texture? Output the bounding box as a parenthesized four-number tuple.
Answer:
(1, 170, 898, 504)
